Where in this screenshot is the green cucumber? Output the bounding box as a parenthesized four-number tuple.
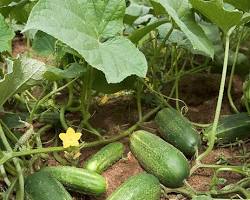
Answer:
(155, 108, 201, 157)
(84, 142, 124, 174)
(37, 111, 60, 124)
(205, 113, 250, 143)
(25, 171, 72, 200)
(41, 166, 106, 196)
(130, 130, 190, 188)
(107, 173, 161, 200)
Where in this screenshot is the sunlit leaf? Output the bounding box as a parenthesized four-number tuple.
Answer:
(0, 13, 14, 52)
(0, 57, 46, 107)
(190, 0, 243, 33)
(151, 0, 214, 57)
(24, 0, 148, 83)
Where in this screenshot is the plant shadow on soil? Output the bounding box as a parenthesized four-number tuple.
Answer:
(10, 38, 250, 200)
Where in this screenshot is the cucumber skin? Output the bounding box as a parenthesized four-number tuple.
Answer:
(41, 166, 106, 196)
(130, 130, 190, 188)
(205, 113, 250, 143)
(25, 171, 72, 200)
(107, 173, 161, 200)
(84, 142, 124, 174)
(155, 108, 201, 157)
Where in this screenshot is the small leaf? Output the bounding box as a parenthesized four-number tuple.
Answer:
(241, 13, 250, 25)
(32, 31, 56, 56)
(190, 0, 243, 33)
(44, 63, 86, 81)
(151, 0, 214, 57)
(0, 13, 15, 52)
(24, 0, 148, 83)
(1, 112, 28, 129)
(129, 18, 168, 43)
(124, 2, 151, 25)
(0, 57, 46, 107)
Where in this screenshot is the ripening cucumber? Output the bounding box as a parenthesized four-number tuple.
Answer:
(130, 130, 190, 188)
(25, 171, 72, 200)
(40, 166, 106, 196)
(204, 113, 250, 143)
(155, 108, 201, 157)
(107, 173, 161, 200)
(83, 142, 124, 174)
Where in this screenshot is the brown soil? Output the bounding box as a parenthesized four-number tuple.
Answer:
(6, 38, 249, 200)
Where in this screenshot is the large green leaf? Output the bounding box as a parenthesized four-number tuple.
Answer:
(0, 57, 46, 107)
(151, 0, 214, 57)
(24, 0, 148, 83)
(225, 0, 250, 12)
(0, 13, 14, 52)
(190, 0, 243, 33)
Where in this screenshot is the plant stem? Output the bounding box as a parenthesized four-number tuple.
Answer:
(136, 80, 143, 121)
(0, 125, 24, 200)
(29, 78, 77, 121)
(60, 106, 68, 130)
(196, 30, 232, 162)
(0, 107, 161, 165)
(0, 165, 10, 186)
(227, 27, 244, 113)
(80, 106, 161, 149)
(3, 178, 17, 200)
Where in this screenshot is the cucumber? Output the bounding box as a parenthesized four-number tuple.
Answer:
(130, 130, 190, 188)
(83, 142, 124, 174)
(41, 166, 106, 196)
(25, 171, 72, 200)
(204, 113, 250, 143)
(155, 108, 201, 157)
(37, 111, 60, 124)
(107, 173, 161, 200)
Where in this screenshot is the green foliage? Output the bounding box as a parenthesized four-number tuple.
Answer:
(32, 31, 56, 56)
(0, 57, 46, 107)
(92, 70, 137, 94)
(190, 0, 243, 33)
(151, 0, 214, 57)
(24, 0, 148, 83)
(0, 0, 37, 24)
(44, 63, 85, 81)
(225, 0, 250, 12)
(0, 13, 14, 52)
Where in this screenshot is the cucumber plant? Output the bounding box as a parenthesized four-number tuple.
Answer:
(0, 0, 250, 199)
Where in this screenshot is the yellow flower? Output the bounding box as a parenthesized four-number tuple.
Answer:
(59, 127, 82, 148)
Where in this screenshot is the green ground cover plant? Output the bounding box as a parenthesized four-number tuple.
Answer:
(0, 0, 250, 199)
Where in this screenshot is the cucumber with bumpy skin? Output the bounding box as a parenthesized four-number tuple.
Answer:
(107, 173, 161, 200)
(204, 113, 250, 144)
(155, 108, 201, 157)
(41, 166, 106, 196)
(130, 130, 190, 188)
(25, 171, 72, 200)
(84, 142, 124, 174)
